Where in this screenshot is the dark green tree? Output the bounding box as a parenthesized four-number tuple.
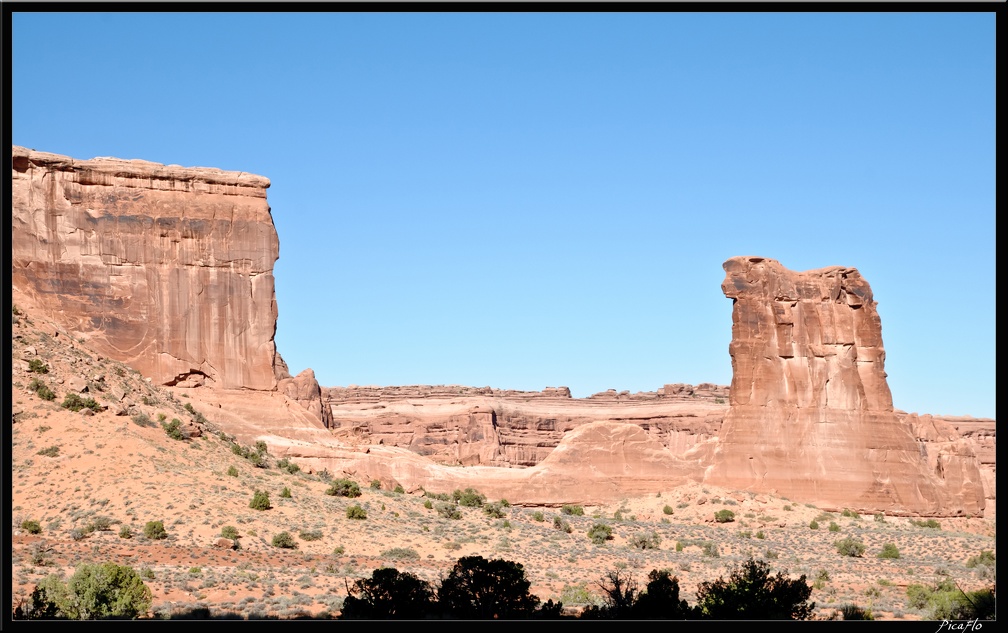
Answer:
(340, 567, 436, 619)
(633, 569, 691, 619)
(437, 555, 539, 619)
(694, 557, 814, 620)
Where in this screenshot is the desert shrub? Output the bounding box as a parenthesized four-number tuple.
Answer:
(280, 486, 292, 499)
(588, 522, 613, 545)
(90, 516, 113, 532)
(423, 499, 433, 509)
(438, 555, 539, 619)
(878, 543, 900, 559)
(484, 501, 507, 519)
(424, 490, 451, 502)
(840, 508, 859, 519)
(118, 525, 132, 539)
(840, 604, 874, 620)
(62, 393, 101, 413)
(226, 465, 239, 477)
(702, 542, 721, 558)
(809, 520, 819, 530)
(271, 531, 297, 549)
(249, 490, 271, 511)
(275, 458, 300, 474)
(326, 478, 361, 498)
(582, 567, 638, 619)
(553, 516, 572, 533)
(36, 445, 59, 457)
(714, 509, 735, 523)
(755, 530, 766, 539)
(394, 484, 405, 494)
(161, 418, 185, 440)
(341, 567, 436, 619)
(28, 378, 56, 401)
(220, 525, 239, 539)
(254, 440, 267, 455)
(662, 505, 674, 515)
(874, 512, 886, 523)
(143, 520, 167, 540)
(532, 511, 545, 522)
(21, 519, 42, 534)
(910, 518, 941, 529)
(131, 412, 155, 428)
(317, 468, 332, 482)
(436, 502, 461, 520)
(561, 504, 584, 516)
(835, 536, 865, 557)
(908, 580, 995, 620)
(346, 504, 367, 520)
(694, 557, 814, 619)
(298, 528, 323, 541)
(630, 531, 661, 550)
(29, 359, 49, 374)
(381, 547, 420, 560)
(370, 479, 382, 490)
(828, 522, 840, 532)
(453, 487, 486, 508)
(966, 550, 995, 568)
(17, 563, 152, 619)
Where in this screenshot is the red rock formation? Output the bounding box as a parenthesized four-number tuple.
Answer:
(11, 146, 280, 390)
(705, 256, 984, 516)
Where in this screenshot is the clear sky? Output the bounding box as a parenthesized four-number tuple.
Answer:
(10, 10, 996, 419)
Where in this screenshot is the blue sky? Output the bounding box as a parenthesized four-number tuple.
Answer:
(10, 10, 995, 418)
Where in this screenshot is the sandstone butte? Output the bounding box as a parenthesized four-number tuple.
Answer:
(10, 145, 994, 518)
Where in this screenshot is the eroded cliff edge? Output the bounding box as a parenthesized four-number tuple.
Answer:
(12, 146, 285, 392)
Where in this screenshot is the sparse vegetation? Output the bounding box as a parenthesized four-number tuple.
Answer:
(326, 478, 361, 498)
(452, 487, 486, 508)
(28, 378, 55, 401)
(36, 445, 59, 457)
(62, 393, 101, 413)
(131, 412, 155, 428)
(226, 465, 239, 477)
(966, 550, 995, 568)
(21, 519, 42, 534)
(554, 516, 572, 533)
(562, 504, 584, 516)
(588, 522, 613, 545)
(629, 531, 661, 550)
(835, 536, 865, 557)
(28, 359, 49, 374)
(161, 418, 185, 440)
(346, 504, 367, 520)
(910, 518, 941, 529)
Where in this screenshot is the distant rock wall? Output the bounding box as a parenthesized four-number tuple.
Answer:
(11, 146, 281, 391)
(705, 256, 985, 516)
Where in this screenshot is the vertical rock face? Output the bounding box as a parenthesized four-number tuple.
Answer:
(11, 146, 280, 390)
(706, 256, 984, 515)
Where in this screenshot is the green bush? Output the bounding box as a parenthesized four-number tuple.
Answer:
(588, 522, 613, 545)
(809, 520, 819, 530)
(17, 563, 152, 619)
(755, 530, 766, 539)
(532, 511, 545, 522)
(840, 508, 859, 519)
(326, 478, 362, 498)
(381, 547, 420, 560)
(28, 359, 49, 374)
(119, 525, 132, 539)
(436, 502, 461, 520)
(873, 513, 886, 523)
(226, 465, 239, 477)
(280, 486, 292, 499)
(394, 484, 405, 494)
(910, 518, 941, 529)
(249, 490, 271, 511)
(346, 504, 367, 520)
(370, 479, 382, 490)
(966, 550, 995, 568)
(714, 509, 735, 523)
(62, 393, 101, 413)
(28, 378, 56, 401)
(562, 504, 584, 516)
(835, 536, 865, 557)
(36, 445, 59, 457)
(702, 542, 721, 558)
(878, 543, 900, 559)
(299, 529, 323, 541)
(484, 501, 507, 519)
(828, 522, 840, 532)
(220, 525, 239, 540)
(423, 499, 433, 509)
(161, 418, 185, 440)
(143, 520, 167, 540)
(453, 487, 486, 508)
(840, 604, 874, 620)
(131, 412, 155, 428)
(554, 516, 572, 533)
(21, 519, 42, 534)
(630, 531, 661, 550)
(276, 458, 300, 474)
(662, 505, 674, 515)
(271, 531, 297, 549)
(694, 557, 814, 619)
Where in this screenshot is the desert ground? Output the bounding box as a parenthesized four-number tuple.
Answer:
(10, 303, 995, 620)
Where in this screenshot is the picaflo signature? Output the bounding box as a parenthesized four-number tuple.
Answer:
(936, 619, 983, 632)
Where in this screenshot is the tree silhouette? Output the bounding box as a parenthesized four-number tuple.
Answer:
(694, 557, 814, 620)
(340, 567, 436, 619)
(437, 555, 539, 619)
(633, 569, 691, 618)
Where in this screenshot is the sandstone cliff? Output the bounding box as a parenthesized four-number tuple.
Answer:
(704, 256, 985, 516)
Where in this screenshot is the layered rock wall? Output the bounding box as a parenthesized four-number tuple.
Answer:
(11, 146, 280, 390)
(705, 256, 985, 516)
